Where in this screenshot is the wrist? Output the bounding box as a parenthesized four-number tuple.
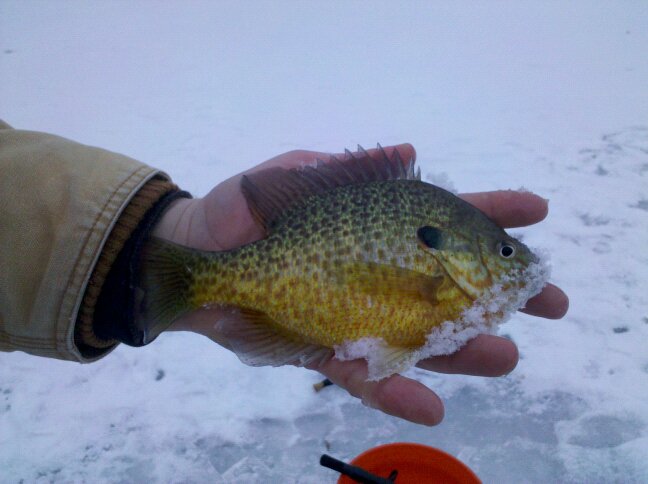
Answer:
(151, 197, 198, 243)
(81, 184, 192, 349)
(152, 197, 218, 251)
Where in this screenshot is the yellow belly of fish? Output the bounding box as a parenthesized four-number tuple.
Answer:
(190, 271, 473, 349)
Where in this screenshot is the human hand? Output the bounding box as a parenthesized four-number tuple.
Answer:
(156, 144, 569, 426)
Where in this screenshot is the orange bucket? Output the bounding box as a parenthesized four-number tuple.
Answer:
(337, 442, 481, 484)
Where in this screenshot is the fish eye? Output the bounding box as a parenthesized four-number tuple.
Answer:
(498, 242, 516, 258)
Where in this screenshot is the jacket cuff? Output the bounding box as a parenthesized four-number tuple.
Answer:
(75, 178, 191, 357)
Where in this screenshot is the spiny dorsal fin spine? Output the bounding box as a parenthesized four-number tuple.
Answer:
(241, 145, 418, 232)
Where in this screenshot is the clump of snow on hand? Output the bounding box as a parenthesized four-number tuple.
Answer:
(335, 248, 551, 381)
(425, 172, 458, 193)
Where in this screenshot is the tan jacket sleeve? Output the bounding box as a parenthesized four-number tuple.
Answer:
(0, 120, 174, 362)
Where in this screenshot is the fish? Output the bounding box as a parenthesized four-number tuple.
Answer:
(137, 146, 548, 380)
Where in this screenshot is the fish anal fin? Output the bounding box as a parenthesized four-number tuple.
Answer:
(215, 308, 332, 368)
(240, 146, 418, 230)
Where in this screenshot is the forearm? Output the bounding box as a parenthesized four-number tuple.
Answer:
(0, 121, 183, 361)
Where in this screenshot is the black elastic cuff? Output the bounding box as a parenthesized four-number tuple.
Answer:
(93, 189, 192, 346)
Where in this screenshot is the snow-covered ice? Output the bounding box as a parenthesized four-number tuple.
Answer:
(1, 1, 647, 482)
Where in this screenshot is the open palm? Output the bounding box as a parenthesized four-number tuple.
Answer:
(155, 144, 569, 426)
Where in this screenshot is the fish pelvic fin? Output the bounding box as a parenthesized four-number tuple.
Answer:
(334, 338, 419, 381)
(365, 345, 417, 381)
(136, 237, 199, 344)
(241, 145, 419, 232)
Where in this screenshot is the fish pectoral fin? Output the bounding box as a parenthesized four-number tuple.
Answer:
(337, 262, 444, 304)
(214, 308, 333, 368)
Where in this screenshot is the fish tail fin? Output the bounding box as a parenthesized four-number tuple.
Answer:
(136, 237, 200, 344)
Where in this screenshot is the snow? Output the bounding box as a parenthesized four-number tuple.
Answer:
(1, 1, 647, 482)
(425, 171, 457, 193)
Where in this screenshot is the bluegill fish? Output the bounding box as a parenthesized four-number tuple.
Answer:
(138, 147, 547, 380)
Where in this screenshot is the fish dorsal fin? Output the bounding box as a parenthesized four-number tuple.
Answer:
(241, 144, 420, 232)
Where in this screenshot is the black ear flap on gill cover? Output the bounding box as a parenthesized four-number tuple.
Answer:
(417, 226, 444, 250)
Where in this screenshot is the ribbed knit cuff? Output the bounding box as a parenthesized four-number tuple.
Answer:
(75, 177, 191, 357)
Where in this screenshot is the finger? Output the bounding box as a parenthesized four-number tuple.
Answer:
(316, 357, 444, 426)
(417, 334, 519, 376)
(520, 283, 569, 319)
(459, 191, 549, 228)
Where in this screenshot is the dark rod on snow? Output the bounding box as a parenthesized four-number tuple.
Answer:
(313, 378, 334, 392)
(320, 454, 396, 483)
